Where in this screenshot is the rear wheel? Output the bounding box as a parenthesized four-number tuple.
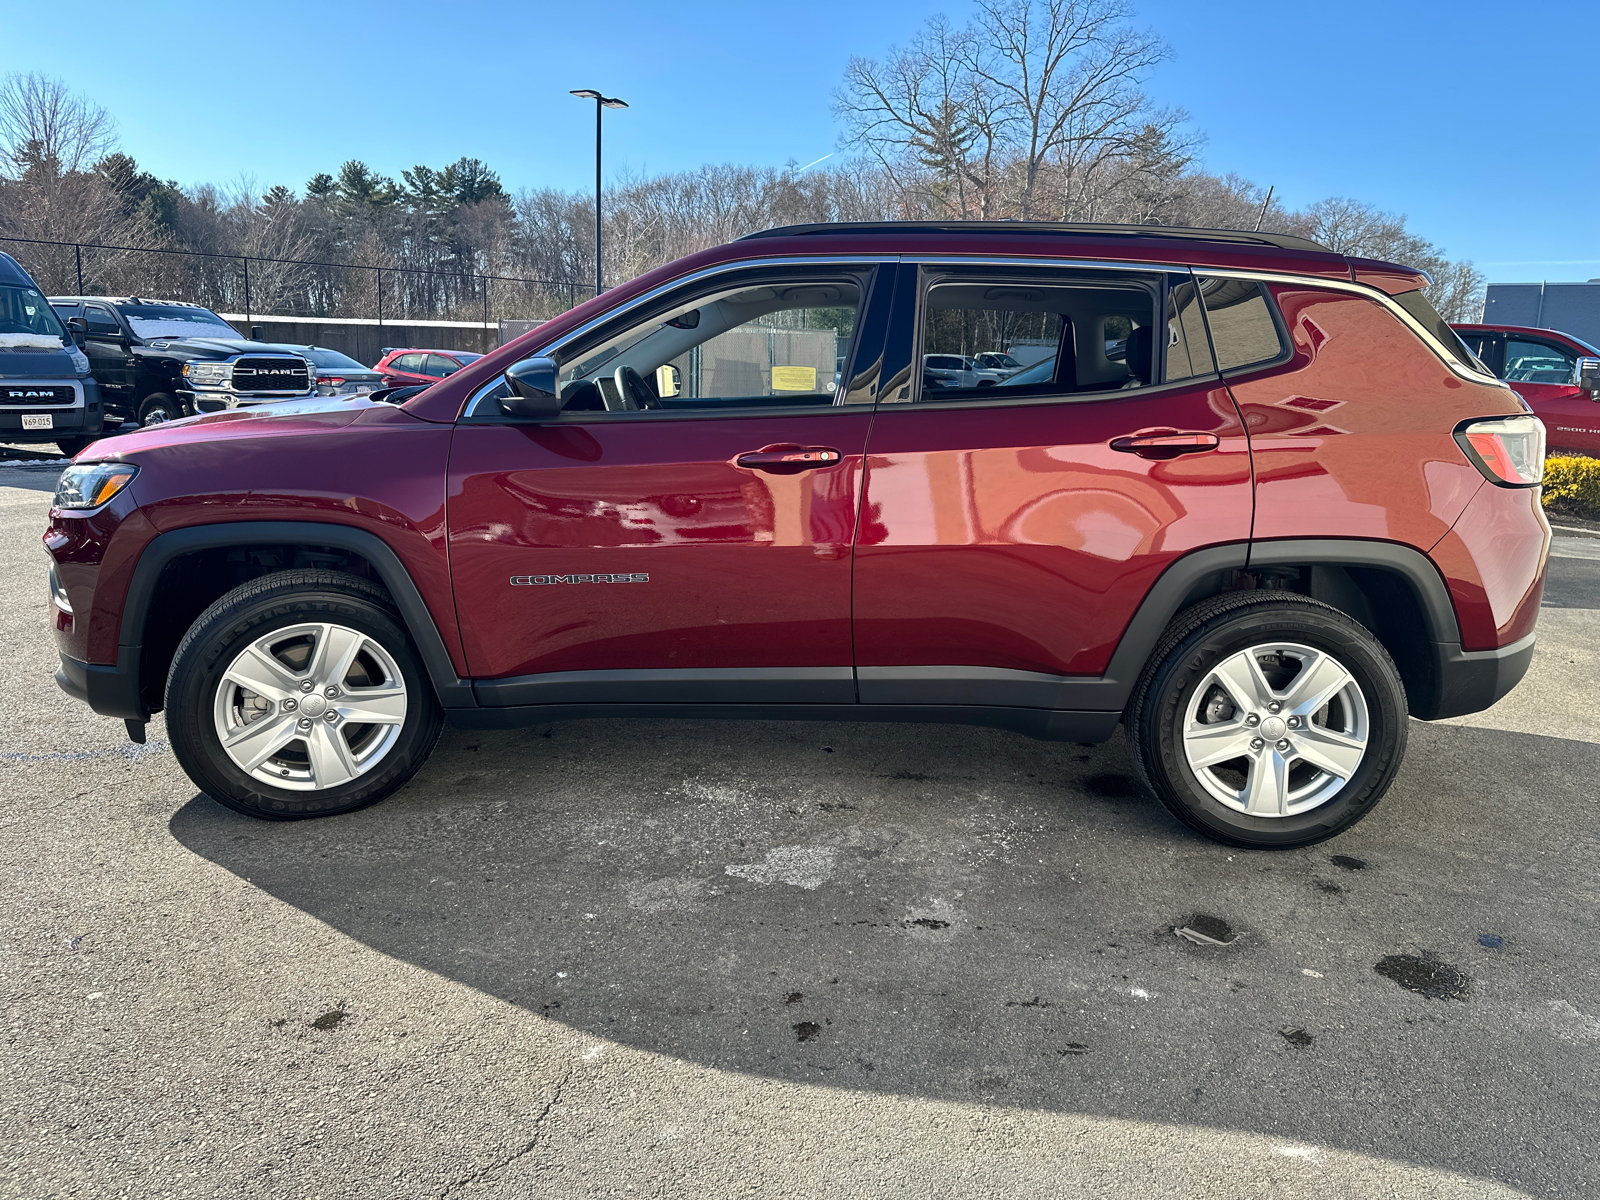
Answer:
(166, 570, 443, 820)
(137, 393, 185, 426)
(1128, 592, 1407, 848)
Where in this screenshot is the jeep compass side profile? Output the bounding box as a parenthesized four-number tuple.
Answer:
(44, 222, 1548, 848)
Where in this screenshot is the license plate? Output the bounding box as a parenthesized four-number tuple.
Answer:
(353, 385, 372, 394)
(21, 414, 53, 430)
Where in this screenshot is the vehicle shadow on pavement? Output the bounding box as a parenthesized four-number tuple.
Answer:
(170, 716, 1600, 1196)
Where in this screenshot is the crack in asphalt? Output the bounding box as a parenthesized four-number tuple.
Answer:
(435, 1066, 572, 1198)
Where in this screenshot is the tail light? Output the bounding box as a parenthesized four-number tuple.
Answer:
(1455, 414, 1545, 487)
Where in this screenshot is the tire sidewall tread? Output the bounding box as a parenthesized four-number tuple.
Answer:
(1128, 591, 1408, 849)
(166, 569, 442, 820)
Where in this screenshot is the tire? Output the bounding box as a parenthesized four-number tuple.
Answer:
(165, 570, 443, 820)
(54, 435, 98, 458)
(1127, 592, 1408, 849)
(137, 394, 185, 426)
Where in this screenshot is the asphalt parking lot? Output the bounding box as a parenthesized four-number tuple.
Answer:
(1, 459, 1597, 1199)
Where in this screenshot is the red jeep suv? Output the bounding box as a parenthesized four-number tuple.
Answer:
(44, 222, 1549, 848)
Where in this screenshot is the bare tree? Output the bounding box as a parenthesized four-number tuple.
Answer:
(0, 73, 116, 179)
(837, 0, 1168, 221)
(967, 0, 1169, 218)
(1304, 196, 1485, 320)
(835, 18, 1001, 217)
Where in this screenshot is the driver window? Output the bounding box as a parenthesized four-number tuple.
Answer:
(84, 305, 120, 336)
(553, 277, 861, 415)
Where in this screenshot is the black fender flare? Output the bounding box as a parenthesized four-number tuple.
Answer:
(116, 520, 474, 715)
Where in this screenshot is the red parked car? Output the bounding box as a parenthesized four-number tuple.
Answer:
(374, 347, 483, 388)
(44, 222, 1548, 848)
(1452, 323, 1600, 454)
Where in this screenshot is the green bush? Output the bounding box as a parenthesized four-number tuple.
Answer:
(1543, 455, 1600, 520)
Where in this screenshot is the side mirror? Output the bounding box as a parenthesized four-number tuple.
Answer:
(1577, 356, 1600, 398)
(654, 363, 681, 398)
(65, 317, 87, 348)
(500, 356, 563, 420)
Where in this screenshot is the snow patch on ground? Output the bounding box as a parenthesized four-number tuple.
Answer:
(725, 845, 836, 890)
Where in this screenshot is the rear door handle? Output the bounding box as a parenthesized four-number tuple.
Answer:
(735, 443, 844, 471)
(1109, 430, 1222, 459)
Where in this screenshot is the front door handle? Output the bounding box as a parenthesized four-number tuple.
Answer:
(734, 443, 843, 472)
(1109, 429, 1222, 459)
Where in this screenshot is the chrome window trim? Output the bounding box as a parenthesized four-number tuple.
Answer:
(467, 251, 1506, 416)
(1191, 266, 1506, 387)
(0, 378, 84, 410)
(467, 255, 892, 416)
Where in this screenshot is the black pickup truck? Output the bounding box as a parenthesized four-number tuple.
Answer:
(46, 297, 316, 426)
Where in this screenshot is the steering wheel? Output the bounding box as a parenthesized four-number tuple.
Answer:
(614, 365, 659, 411)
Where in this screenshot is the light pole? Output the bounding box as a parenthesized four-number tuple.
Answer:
(569, 89, 627, 298)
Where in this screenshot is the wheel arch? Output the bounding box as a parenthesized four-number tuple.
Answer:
(117, 521, 472, 718)
(1106, 539, 1463, 720)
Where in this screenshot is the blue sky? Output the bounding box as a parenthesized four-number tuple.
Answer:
(7, 0, 1598, 280)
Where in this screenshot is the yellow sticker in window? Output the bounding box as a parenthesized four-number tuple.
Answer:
(770, 365, 818, 392)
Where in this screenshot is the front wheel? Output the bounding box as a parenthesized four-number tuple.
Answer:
(166, 570, 443, 820)
(1128, 592, 1408, 849)
(137, 393, 186, 426)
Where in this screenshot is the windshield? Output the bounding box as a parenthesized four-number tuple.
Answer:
(450, 352, 483, 364)
(1393, 290, 1489, 375)
(0, 284, 69, 341)
(121, 304, 238, 341)
(301, 347, 368, 370)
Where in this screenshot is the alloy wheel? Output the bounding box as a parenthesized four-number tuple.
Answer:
(1181, 641, 1369, 817)
(212, 621, 408, 791)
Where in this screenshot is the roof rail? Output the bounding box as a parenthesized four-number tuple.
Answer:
(739, 220, 1331, 255)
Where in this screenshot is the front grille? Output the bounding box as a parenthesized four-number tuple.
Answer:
(0, 384, 76, 406)
(230, 357, 310, 394)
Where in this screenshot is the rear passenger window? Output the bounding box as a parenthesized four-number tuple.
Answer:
(1197, 278, 1284, 373)
(911, 268, 1196, 402)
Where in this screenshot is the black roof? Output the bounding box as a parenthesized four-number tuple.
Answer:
(739, 221, 1331, 255)
(0, 251, 40, 287)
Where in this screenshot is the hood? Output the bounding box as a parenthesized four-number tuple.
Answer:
(0, 343, 79, 377)
(146, 337, 304, 356)
(86, 394, 382, 459)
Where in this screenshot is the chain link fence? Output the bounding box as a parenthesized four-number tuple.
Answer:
(0, 235, 594, 328)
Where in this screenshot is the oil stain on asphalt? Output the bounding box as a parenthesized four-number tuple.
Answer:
(1374, 953, 1469, 1000)
(311, 1008, 348, 1031)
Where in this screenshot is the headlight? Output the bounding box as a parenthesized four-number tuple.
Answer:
(183, 360, 232, 387)
(54, 463, 138, 510)
(69, 347, 90, 375)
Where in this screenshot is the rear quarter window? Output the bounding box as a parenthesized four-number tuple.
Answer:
(1392, 289, 1490, 375)
(1197, 278, 1285, 373)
